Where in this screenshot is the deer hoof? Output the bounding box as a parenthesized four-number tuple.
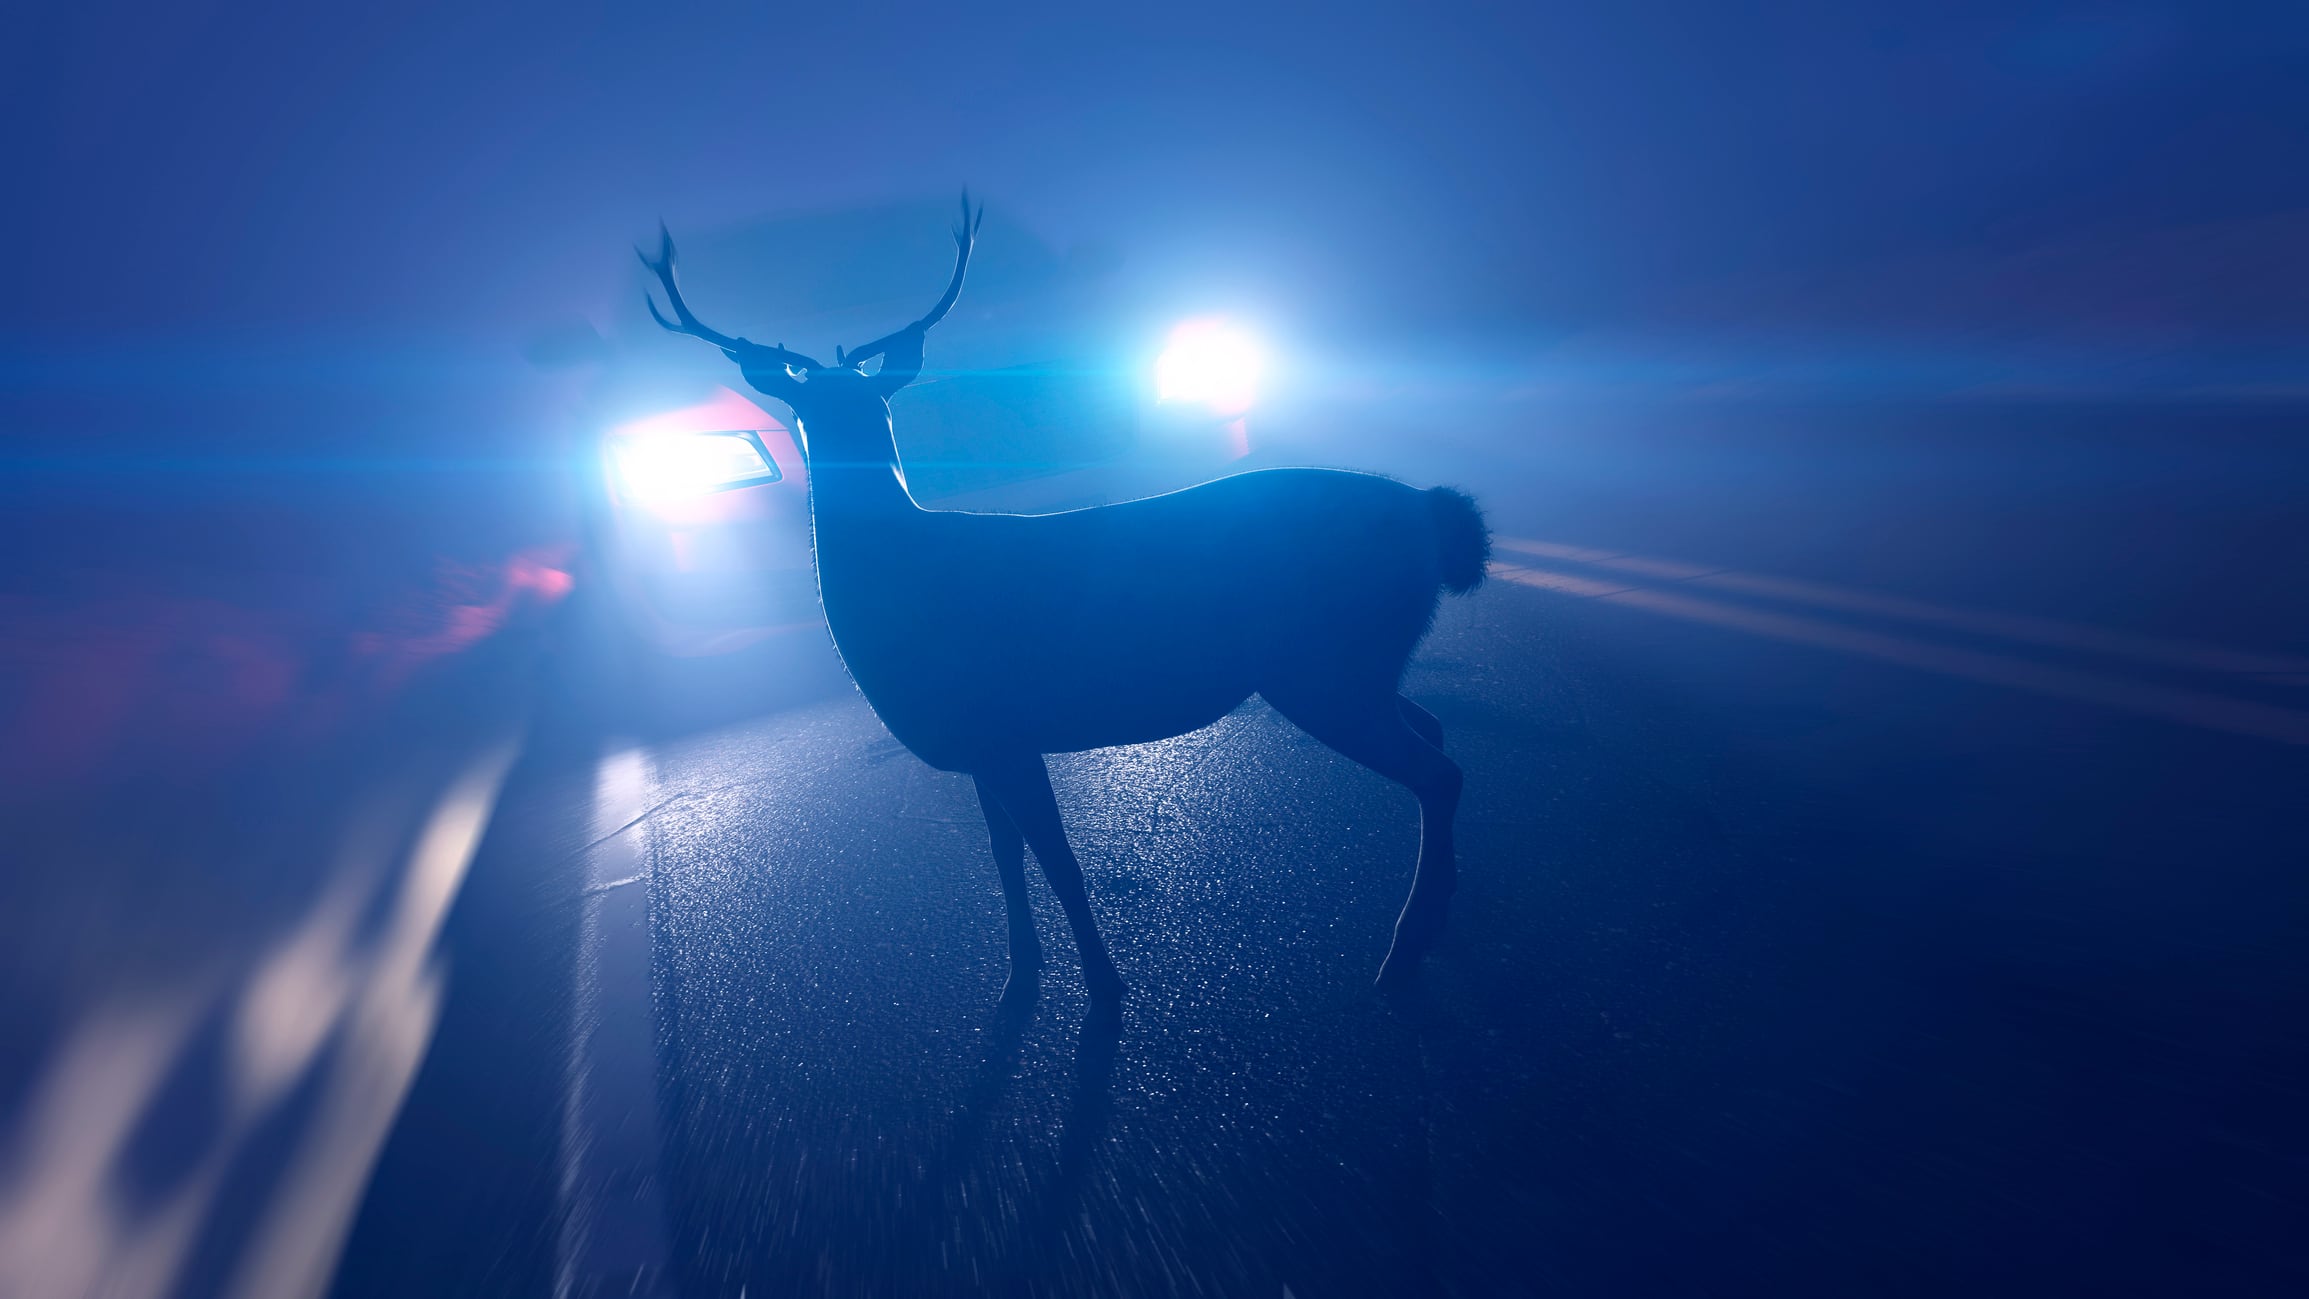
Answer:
(1085, 962, 1127, 1007)
(1374, 953, 1423, 990)
(1375, 923, 1439, 988)
(997, 965, 1042, 1010)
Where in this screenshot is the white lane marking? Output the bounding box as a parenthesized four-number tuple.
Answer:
(0, 990, 216, 1299)
(557, 746, 676, 1299)
(1494, 537, 2309, 681)
(0, 743, 520, 1299)
(228, 745, 521, 1299)
(1493, 562, 2309, 746)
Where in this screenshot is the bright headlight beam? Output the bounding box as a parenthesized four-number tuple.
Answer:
(1156, 319, 1265, 415)
(610, 431, 778, 504)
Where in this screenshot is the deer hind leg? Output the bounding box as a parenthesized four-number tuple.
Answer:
(973, 775, 1044, 990)
(976, 755, 1127, 1007)
(1396, 695, 1445, 748)
(1265, 687, 1464, 987)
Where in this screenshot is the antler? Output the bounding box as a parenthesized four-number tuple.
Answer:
(638, 224, 823, 373)
(842, 193, 983, 376)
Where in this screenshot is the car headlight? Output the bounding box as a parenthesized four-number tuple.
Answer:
(1156, 319, 1265, 416)
(609, 431, 782, 504)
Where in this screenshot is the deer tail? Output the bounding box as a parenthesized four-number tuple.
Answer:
(1426, 486, 1491, 594)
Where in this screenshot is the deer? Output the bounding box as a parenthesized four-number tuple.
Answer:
(639, 198, 1489, 1007)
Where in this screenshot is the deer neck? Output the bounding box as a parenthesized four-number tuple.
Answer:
(810, 456, 917, 525)
(801, 422, 924, 584)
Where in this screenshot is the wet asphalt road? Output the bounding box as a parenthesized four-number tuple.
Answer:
(606, 569, 2304, 1297)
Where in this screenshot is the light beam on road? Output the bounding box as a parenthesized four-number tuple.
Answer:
(1490, 544, 2309, 747)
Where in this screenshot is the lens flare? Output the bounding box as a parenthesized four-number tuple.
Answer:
(1156, 320, 1265, 415)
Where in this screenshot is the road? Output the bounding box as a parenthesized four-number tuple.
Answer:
(332, 402, 2309, 1296)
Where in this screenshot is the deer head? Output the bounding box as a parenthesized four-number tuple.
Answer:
(639, 196, 984, 455)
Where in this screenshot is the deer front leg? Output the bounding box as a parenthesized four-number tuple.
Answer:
(977, 756, 1128, 1008)
(973, 774, 1043, 995)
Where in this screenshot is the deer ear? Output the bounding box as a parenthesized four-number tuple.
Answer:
(868, 328, 928, 397)
(730, 349, 804, 405)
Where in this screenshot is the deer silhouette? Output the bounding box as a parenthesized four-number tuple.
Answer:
(640, 199, 1488, 1004)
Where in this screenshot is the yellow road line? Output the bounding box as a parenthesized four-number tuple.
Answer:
(1494, 537, 2309, 680)
(1492, 561, 2309, 746)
